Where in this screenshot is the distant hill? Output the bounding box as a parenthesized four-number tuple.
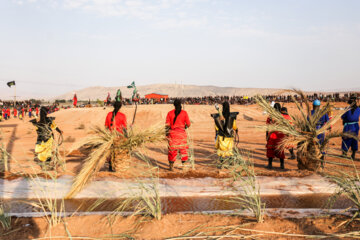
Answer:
(53, 84, 291, 100)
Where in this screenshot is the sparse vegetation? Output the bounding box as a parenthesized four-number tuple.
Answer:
(326, 158, 360, 226)
(226, 148, 265, 223)
(0, 202, 11, 231)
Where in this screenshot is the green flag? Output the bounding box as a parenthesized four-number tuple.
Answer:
(127, 81, 136, 89)
(7, 81, 15, 88)
(115, 89, 122, 102)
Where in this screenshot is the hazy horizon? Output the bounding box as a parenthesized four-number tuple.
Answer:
(1, 0, 359, 99)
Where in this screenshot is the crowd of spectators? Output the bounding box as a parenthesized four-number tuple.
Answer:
(121, 92, 358, 105)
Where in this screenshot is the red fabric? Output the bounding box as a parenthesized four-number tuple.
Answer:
(168, 148, 188, 162)
(166, 109, 190, 149)
(73, 94, 78, 107)
(105, 111, 127, 133)
(13, 109, 17, 116)
(36, 108, 39, 115)
(266, 114, 290, 159)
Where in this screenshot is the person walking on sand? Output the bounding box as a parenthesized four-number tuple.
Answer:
(105, 101, 127, 172)
(166, 99, 191, 171)
(341, 95, 360, 160)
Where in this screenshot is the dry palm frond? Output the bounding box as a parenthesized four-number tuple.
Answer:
(111, 153, 162, 221)
(66, 125, 165, 199)
(227, 148, 265, 223)
(255, 89, 355, 171)
(0, 202, 11, 231)
(326, 157, 360, 225)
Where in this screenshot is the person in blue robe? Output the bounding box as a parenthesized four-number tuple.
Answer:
(342, 95, 360, 160)
(310, 100, 330, 168)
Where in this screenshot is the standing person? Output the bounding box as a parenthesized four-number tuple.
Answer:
(4, 107, 8, 120)
(310, 100, 330, 168)
(73, 93, 78, 108)
(341, 96, 360, 160)
(13, 107, 17, 118)
(35, 106, 39, 118)
(165, 99, 191, 171)
(213, 101, 238, 166)
(104, 101, 127, 171)
(30, 107, 63, 163)
(266, 103, 287, 169)
(105, 101, 127, 133)
(28, 107, 32, 118)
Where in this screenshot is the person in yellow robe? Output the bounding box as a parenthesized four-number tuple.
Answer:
(213, 102, 238, 167)
(30, 107, 62, 163)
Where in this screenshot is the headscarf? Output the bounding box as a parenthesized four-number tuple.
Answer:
(39, 106, 49, 124)
(349, 95, 357, 113)
(222, 101, 230, 128)
(112, 101, 122, 123)
(281, 107, 288, 115)
(274, 103, 281, 112)
(173, 99, 182, 125)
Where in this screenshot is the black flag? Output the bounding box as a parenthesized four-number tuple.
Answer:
(7, 81, 15, 88)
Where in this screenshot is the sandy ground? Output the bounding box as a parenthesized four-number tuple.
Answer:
(1, 214, 360, 240)
(0, 103, 359, 179)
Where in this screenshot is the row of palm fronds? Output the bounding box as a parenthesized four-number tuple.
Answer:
(66, 125, 165, 198)
(255, 89, 354, 171)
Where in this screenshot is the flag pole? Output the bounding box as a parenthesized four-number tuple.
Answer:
(14, 83, 16, 108)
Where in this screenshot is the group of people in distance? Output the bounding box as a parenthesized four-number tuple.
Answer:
(265, 96, 360, 170)
(31, 96, 360, 172)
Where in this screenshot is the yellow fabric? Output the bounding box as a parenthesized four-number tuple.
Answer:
(35, 137, 54, 162)
(215, 136, 234, 157)
(215, 121, 237, 157)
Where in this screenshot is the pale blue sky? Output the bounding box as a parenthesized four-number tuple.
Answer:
(0, 0, 359, 99)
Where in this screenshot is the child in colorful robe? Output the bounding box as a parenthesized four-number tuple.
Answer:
(342, 96, 360, 160)
(31, 107, 62, 163)
(165, 99, 191, 171)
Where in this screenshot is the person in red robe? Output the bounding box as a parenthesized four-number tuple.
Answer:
(165, 99, 191, 171)
(13, 108, 17, 118)
(105, 101, 127, 134)
(104, 101, 127, 171)
(266, 103, 291, 169)
(73, 94, 78, 107)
